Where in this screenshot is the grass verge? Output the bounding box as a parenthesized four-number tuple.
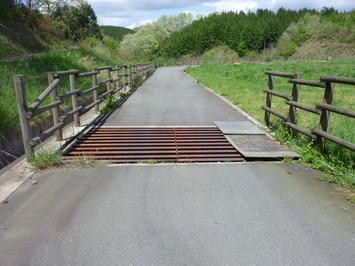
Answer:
(28, 148, 61, 170)
(185, 59, 355, 195)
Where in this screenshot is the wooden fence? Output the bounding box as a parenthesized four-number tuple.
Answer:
(14, 62, 156, 159)
(262, 71, 355, 152)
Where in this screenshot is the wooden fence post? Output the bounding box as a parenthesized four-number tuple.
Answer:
(122, 66, 126, 93)
(128, 65, 131, 89)
(69, 72, 80, 127)
(13, 75, 34, 159)
(318, 80, 335, 150)
(264, 74, 274, 127)
(288, 73, 302, 135)
(107, 68, 112, 92)
(48, 72, 63, 141)
(92, 67, 99, 112)
(115, 67, 120, 91)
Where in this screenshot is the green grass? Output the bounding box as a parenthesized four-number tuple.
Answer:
(100, 95, 119, 114)
(0, 41, 122, 135)
(186, 59, 355, 190)
(28, 148, 61, 169)
(345, 195, 355, 203)
(131, 75, 144, 89)
(144, 159, 159, 164)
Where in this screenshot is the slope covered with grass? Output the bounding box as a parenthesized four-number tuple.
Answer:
(0, 40, 122, 135)
(0, 9, 62, 57)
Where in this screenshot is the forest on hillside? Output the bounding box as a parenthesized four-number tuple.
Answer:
(119, 8, 354, 60)
(161, 8, 307, 57)
(100, 26, 134, 41)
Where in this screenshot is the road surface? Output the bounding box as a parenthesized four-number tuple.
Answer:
(104, 66, 246, 125)
(0, 67, 354, 265)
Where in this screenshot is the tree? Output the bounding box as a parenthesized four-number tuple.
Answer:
(51, 0, 101, 41)
(236, 40, 248, 57)
(120, 12, 193, 59)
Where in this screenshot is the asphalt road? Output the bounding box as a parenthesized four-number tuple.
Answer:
(104, 66, 246, 126)
(0, 67, 354, 265)
(1, 163, 354, 265)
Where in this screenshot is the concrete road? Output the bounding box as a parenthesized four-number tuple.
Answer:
(104, 66, 246, 126)
(0, 163, 354, 265)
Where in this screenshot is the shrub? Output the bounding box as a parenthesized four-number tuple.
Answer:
(131, 75, 143, 89)
(100, 95, 118, 114)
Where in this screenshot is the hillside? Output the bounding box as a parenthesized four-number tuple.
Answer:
(0, 1, 104, 58)
(0, 7, 62, 57)
(291, 39, 355, 59)
(159, 9, 308, 58)
(100, 26, 134, 41)
(0, 2, 122, 135)
(158, 8, 354, 60)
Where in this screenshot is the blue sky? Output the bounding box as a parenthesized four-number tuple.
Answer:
(87, 0, 354, 28)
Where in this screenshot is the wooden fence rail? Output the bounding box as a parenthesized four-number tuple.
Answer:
(14, 62, 156, 159)
(262, 71, 355, 152)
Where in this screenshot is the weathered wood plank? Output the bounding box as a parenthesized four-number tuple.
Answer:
(28, 78, 61, 111)
(317, 103, 355, 119)
(48, 72, 63, 141)
(13, 75, 33, 159)
(69, 73, 80, 127)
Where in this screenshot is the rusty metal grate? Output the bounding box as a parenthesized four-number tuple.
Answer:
(64, 126, 244, 163)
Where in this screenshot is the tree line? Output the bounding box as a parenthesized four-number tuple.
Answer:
(159, 9, 313, 58)
(159, 8, 354, 58)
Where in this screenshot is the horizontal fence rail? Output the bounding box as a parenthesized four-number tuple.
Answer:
(262, 71, 355, 152)
(14, 62, 156, 159)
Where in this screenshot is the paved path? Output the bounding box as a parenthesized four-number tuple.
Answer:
(104, 66, 246, 125)
(0, 67, 354, 265)
(1, 164, 354, 265)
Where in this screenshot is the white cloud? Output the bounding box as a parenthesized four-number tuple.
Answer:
(182, 9, 211, 18)
(271, 0, 354, 10)
(203, 0, 355, 12)
(87, 0, 355, 27)
(127, 19, 156, 29)
(204, 1, 258, 12)
(98, 17, 128, 26)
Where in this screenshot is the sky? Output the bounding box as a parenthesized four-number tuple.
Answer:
(87, 0, 354, 29)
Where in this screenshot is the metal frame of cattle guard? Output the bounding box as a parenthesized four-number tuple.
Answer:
(262, 71, 355, 152)
(14, 62, 156, 160)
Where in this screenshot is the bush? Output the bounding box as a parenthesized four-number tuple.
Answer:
(131, 75, 143, 89)
(103, 36, 120, 52)
(276, 35, 298, 57)
(100, 95, 118, 114)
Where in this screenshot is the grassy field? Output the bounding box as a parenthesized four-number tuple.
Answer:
(186, 59, 355, 189)
(0, 41, 122, 135)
